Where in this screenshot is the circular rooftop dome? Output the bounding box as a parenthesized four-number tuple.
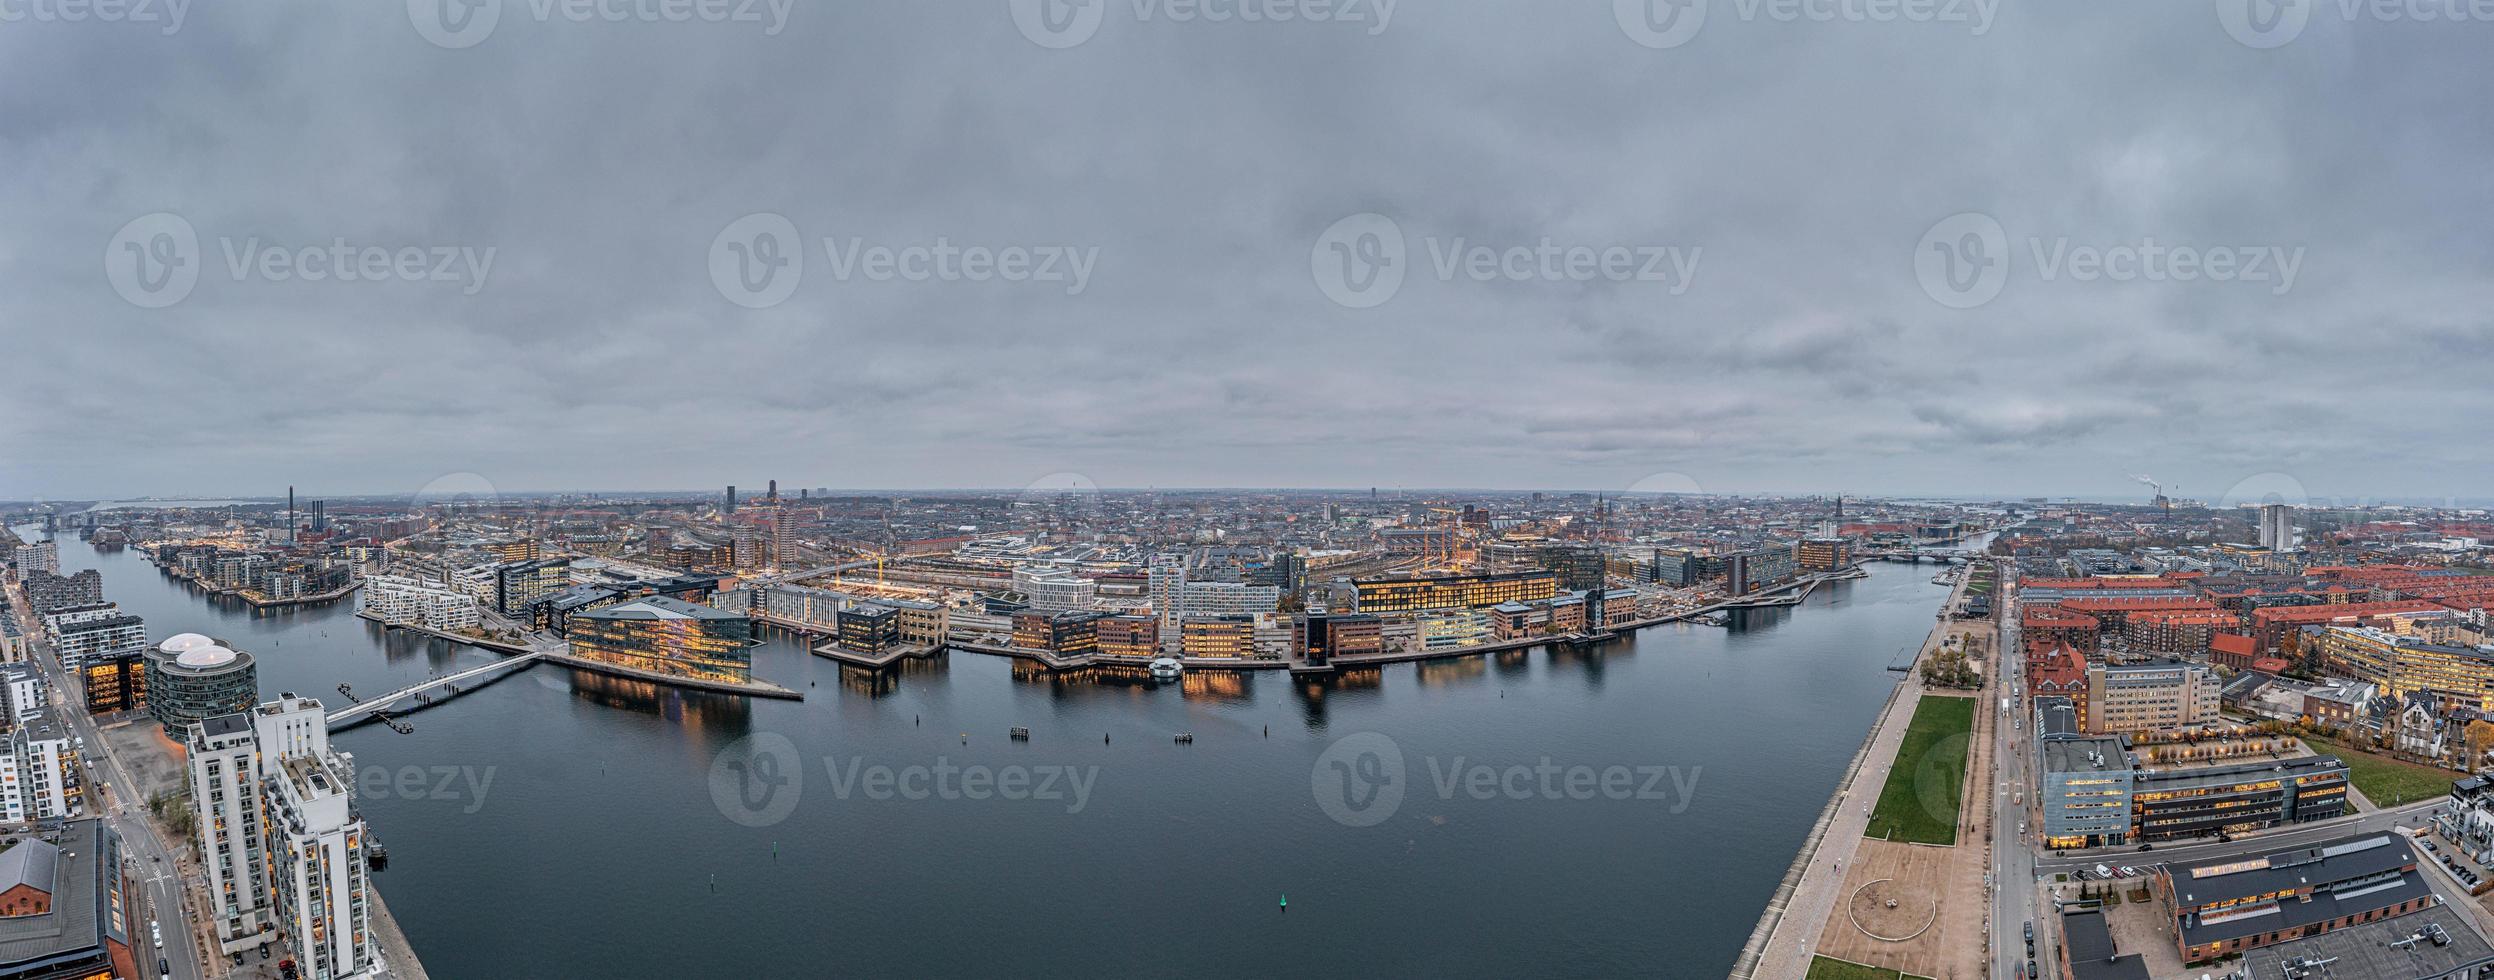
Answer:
(175, 645, 239, 669)
(159, 633, 215, 654)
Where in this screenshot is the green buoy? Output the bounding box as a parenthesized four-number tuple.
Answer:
(1278, 894, 1287, 910)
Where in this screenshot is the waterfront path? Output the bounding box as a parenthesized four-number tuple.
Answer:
(1743, 566, 1975, 979)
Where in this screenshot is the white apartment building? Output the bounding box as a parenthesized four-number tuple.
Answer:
(9, 541, 57, 575)
(1014, 564, 1098, 614)
(358, 575, 481, 630)
(0, 673, 82, 823)
(190, 695, 381, 976)
(47, 610, 146, 668)
(191, 713, 273, 951)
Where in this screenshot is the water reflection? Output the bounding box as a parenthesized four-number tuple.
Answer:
(565, 668, 753, 733)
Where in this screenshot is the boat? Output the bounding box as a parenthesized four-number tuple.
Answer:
(1009, 727, 1031, 741)
(1149, 657, 1183, 679)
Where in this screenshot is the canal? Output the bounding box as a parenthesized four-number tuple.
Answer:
(44, 531, 1962, 978)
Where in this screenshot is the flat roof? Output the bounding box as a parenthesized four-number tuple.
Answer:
(2041, 736, 2130, 775)
(577, 595, 744, 622)
(2171, 833, 2429, 946)
(2245, 904, 2494, 979)
(2061, 910, 2152, 980)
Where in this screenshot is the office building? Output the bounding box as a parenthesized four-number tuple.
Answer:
(1797, 537, 1854, 572)
(1011, 610, 1102, 656)
(1096, 615, 1159, 658)
(2155, 832, 2436, 964)
(146, 634, 260, 738)
(79, 649, 147, 714)
(1293, 613, 1382, 666)
(567, 597, 757, 684)
(2037, 727, 2350, 847)
(835, 603, 900, 654)
(2084, 660, 2220, 735)
(1353, 572, 1557, 614)
(1180, 616, 1256, 658)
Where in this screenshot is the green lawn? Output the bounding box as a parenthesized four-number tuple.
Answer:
(1865, 695, 1976, 845)
(2301, 738, 2454, 807)
(1804, 956, 1933, 980)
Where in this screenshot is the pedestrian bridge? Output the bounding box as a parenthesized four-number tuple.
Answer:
(326, 651, 545, 727)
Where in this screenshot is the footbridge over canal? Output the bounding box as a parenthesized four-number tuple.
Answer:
(326, 652, 546, 727)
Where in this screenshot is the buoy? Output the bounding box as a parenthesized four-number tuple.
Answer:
(1279, 894, 1287, 910)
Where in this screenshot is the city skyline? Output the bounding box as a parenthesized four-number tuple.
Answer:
(8, 3, 2491, 499)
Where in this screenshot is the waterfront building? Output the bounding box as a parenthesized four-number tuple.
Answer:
(835, 603, 900, 654)
(1010, 610, 1102, 656)
(1353, 571, 1557, 614)
(146, 635, 259, 738)
(19, 569, 103, 615)
(79, 649, 147, 714)
(1095, 614, 1158, 658)
(1548, 594, 1587, 634)
(7, 541, 57, 575)
(1797, 537, 1854, 572)
(1180, 616, 1256, 658)
(881, 598, 946, 648)
(2154, 832, 2436, 964)
(190, 713, 273, 950)
(1599, 587, 1641, 628)
(2083, 660, 2220, 735)
(567, 597, 756, 684)
(1148, 554, 1185, 653)
(1416, 609, 1494, 652)
(358, 575, 481, 630)
(0, 820, 147, 980)
(1292, 613, 1382, 666)
(187, 696, 382, 976)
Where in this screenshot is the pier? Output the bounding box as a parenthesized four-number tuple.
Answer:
(327, 651, 546, 726)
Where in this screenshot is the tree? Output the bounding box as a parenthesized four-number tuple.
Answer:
(2466, 720, 2494, 773)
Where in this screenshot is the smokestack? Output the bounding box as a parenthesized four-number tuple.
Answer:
(288, 486, 296, 544)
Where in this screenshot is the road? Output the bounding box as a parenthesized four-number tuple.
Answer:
(6, 575, 209, 980)
(1987, 563, 2044, 980)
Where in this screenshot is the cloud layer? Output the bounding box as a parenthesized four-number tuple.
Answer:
(4, 1, 2489, 501)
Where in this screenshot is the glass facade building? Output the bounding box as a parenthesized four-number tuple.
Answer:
(567, 597, 756, 683)
(147, 636, 260, 738)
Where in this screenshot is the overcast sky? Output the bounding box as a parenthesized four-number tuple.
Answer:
(3, 1, 2488, 503)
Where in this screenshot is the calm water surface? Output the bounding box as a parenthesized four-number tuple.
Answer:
(45, 531, 1957, 978)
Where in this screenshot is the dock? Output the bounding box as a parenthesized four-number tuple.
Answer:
(810, 640, 940, 668)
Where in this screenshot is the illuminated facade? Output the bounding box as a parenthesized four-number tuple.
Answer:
(1354, 572, 1557, 614)
(1096, 615, 1158, 658)
(567, 597, 756, 684)
(2315, 624, 2494, 712)
(80, 650, 147, 714)
(2084, 660, 2219, 735)
(1179, 616, 1256, 658)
